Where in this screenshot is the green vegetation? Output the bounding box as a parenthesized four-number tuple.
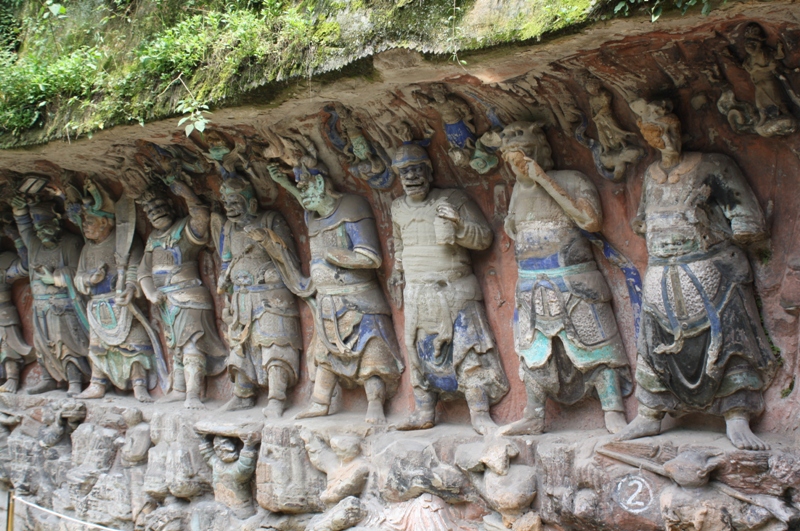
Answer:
(0, 0, 715, 147)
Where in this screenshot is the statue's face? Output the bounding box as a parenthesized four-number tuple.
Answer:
(399, 163, 431, 200)
(352, 135, 370, 160)
(214, 438, 238, 463)
(143, 198, 174, 230)
(222, 192, 249, 225)
(82, 214, 114, 243)
(639, 117, 681, 157)
(297, 173, 327, 213)
(744, 38, 761, 55)
(499, 122, 554, 171)
(33, 217, 62, 248)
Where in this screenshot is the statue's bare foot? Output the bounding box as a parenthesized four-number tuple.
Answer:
(157, 390, 186, 404)
(66, 381, 83, 398)
(726, 416, 769, 451)
(296, 402, 329, 419)
(614, 414, 661, 441)
(262, 399, 284, 419)
(184, 396, 206, 410)
(0, 379, 18, 394)
(133, 385, 154, 403)
(75, 382, 106, 400)
(497, 417, 545, 436)
(604, 411, 628, 434)
(394, 410, 435, 431)
(219, 396, 254, 412)
(27, 378, 57, 395)
(365, 401, 386, 425)
(470, 410, 498, 436)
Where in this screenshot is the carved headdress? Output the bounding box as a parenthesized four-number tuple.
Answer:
(391, 143, 433, 173)
(630, 99, 681, 150)
(81, 180, 115, 220)
(219, 176, 258, 216)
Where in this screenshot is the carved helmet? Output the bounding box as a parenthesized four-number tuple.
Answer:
(391, 143, 433, 173)
(219, 176, 258, 216)
(81, 179, 115, 220)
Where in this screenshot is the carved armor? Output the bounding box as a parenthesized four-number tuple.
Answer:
(634, 152, 776, 415)
(76, 230, 154, 391)
(219, 211, 301, 400)
(0, 251, 33, 373)
(139, 217, 226, 373)
(15, 210, 89, 385)
(392, 188, 508, 404)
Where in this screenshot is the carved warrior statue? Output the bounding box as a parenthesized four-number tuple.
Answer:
(617, 100, 776, 451)
(138, 175, 227, 409)
(498, 121, 632, 436)
(197, 431, 260, 520)
(11, 185, 90, 396)
(0, 222, 33, 394)
(390, 144, 509, 435)
(214, 176, 302, 418)
(68, 180, 162, 402)
(264, 153, 403, 424)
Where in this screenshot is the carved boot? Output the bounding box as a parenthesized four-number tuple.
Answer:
(27, 364, 58, 395)
(465, 387, 497, 436)
(395, 390, 437, 431)
(158, 366, 187, 403)
(364, 376, 386, 425)
(296, 367, 336, 419)
(0, 361, 19, 393)
(65, 363, 84, 398)
(262, 365, 289, 419)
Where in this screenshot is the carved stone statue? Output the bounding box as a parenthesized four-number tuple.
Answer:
(138, 176, 227, 409)
(617, 99, 776, 450)
(389, 143, 509, 435)
(413, 83, 477, 167)
(72, 180, 157, 403)
(740, 23, 797, 137)
(214, 176, 301, 418)
(263, 157, 403, 424)
(196, 431, 260, 520)
(576, 78, 642, 181)
(497, 121, 632, 436)
(0, 222, 33, 393)
(11, 189, 89, 396)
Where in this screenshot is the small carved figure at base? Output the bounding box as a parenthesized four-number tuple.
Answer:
(196, 430, 260, 520)
(390, 144, 509, 436)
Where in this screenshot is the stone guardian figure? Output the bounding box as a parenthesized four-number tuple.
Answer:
(616, 99, 776, 450)
(138, 176, 227, 409)
(497, 122, 632, 436)
(390, 144, 509, 435)
(196, 431, 260, 520)
(261, 160, 404, 424)
(11, 189, 89, 396)
(215, 176, 302, 418)
(72, 180, 157, 402)
(0, 222, 33, 394)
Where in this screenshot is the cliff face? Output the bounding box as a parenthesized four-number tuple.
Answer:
(1, 1, 800, 530)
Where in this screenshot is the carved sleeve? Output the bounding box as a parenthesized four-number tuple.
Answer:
(709, 154, 767, 241)
(270, 212, 300, 266)
(13, 213, 36, 253)
(235, 446, 258, 479)
(454, 193, 493, 251)
(345, 218, 382, 267)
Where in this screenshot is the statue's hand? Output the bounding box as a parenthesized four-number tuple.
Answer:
(436, 203, 461, 226)
(244, 225, 267, 243)
(10, 195, 28, 215)
(242, 431, 261, 447)
(34, 265, 55, 285)
(117, 284, 135, 306)
(88, 264, 107, 286)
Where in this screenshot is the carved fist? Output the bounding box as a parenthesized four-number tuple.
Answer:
(10, 195, 28, 214)
(436, 203, 461, 225)
(117, 284, 136, 306)
(242, 431, 261, 447)
(244, 225, 267, 243)
(88, 264, 107, 286)
(34, 265, 55, 285)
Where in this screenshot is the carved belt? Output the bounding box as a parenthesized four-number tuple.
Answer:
(34, 292, 69, 300)
(157, 279, 202, 293)
(233, 282, 284, 293)
(648, 242, 730, 267)
(518, 261, 596, 282)
(317, 280, 377, 297)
